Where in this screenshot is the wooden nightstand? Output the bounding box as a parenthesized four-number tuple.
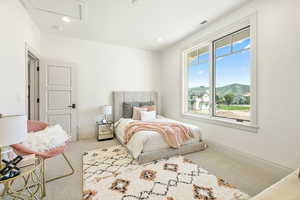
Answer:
(97, 121, 114, 141)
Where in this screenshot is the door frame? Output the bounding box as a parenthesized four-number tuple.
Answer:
(25, 43, 41, 120)
(39, 59, 78, 141)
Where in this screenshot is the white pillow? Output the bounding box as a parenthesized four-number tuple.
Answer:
(140, 111, 156, 121)
(132, 107, 147, 120)
(22, 125, 70, 152)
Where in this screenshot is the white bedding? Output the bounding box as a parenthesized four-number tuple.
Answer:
(115, 116, 202, 159)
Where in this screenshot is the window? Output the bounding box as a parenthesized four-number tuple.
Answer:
(214, 27, 251, 121)
(183, 23, 256, 128)
(187, 46, 210, 115)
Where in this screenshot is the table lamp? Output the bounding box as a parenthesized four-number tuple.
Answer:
(0, 114, 27, 169)
(100, 105, 112, 123)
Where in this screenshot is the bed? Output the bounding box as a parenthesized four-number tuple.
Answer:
(113, 91, 207, 163)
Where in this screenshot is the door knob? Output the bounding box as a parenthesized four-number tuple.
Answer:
(68, 104, 76, 109)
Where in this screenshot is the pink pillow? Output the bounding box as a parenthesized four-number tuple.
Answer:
(141, 105, 156, 112)
(132, 107, 147, 120)
(27, 120, 48, 132)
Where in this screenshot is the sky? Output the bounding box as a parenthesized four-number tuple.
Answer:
(188, 38, 250, 88)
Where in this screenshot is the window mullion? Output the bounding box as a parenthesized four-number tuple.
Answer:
(183, 53, 188, 113)
(197, 48, 199, 65)
(230, 35, 233, 54)
(208, 42, 214, 118)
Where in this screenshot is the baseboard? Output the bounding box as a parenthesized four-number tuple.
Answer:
(206, 140, 293, 176)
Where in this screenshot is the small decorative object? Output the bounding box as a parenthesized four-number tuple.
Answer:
(0, 156, 23, 181)
(100, 105, 112, 124)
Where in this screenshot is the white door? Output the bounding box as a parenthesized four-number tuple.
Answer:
(40, 60, 77, 141)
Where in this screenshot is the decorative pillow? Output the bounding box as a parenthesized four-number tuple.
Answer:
(142, 105, 156, 112)
(27, 120, 48, 132)
(140, 111, 157, 121)
(123, 102, 155, 118)
(123, 102, 140, 118)
(132, 107, 147, 120)
(140, 101, 155, 106)
(22, 125, 70, 152)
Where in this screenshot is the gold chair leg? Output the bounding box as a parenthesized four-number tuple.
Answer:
(46, 153, 75, 183)
(42, 158, 46, 198)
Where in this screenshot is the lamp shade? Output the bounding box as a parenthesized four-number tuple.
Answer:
(0, 115, 27, 147)
(100, 105, 112, 115)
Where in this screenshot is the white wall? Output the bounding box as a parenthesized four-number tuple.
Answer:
(160, 0, 300, 169)
(0, 0, 40, 115)
(41, 34, 160, 139)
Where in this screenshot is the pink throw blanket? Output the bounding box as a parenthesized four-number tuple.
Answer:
(124, 122, 194, 148)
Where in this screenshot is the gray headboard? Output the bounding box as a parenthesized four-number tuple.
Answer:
(113, 91, 158, 122)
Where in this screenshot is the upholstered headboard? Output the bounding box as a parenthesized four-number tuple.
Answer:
(113, 91, 158, 122)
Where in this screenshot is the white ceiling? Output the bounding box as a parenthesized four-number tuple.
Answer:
(22, 0, 249, 51)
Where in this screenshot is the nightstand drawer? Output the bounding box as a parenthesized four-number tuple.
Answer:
(98, 130, 112, 135)
(97, 122, 114, 141)
(98, 133, 113, 140)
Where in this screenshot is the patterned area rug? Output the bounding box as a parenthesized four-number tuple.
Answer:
(83, 145, 250, 200)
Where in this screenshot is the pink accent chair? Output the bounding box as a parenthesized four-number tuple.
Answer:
(10, 120, 75, 196)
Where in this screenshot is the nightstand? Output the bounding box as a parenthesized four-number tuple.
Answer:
(97, 121, 114, 141)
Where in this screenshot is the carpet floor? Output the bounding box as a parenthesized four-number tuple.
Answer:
(44, 139, 288, 200)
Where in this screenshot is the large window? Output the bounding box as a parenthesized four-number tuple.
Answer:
(183, 25, 256, 126)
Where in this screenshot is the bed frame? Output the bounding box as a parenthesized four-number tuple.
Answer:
(113, 91, 207, 163)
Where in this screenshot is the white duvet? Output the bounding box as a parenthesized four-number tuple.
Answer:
(115, 116, 202, 159)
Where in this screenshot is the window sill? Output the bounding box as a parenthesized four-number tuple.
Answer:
(182, 113, 259, 133)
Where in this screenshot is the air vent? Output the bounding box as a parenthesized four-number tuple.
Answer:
(200, 20, 208, 25)
(19, 0, 87, 21)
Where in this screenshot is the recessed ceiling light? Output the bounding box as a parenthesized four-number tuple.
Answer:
(62, 16, 71, 23)
(157, 37, 164, 43)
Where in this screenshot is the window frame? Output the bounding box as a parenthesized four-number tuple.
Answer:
(181, 14, 258, 132)
(212, 25, 251, 122)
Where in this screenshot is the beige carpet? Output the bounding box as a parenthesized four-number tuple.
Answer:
(44, 139, 288, 200)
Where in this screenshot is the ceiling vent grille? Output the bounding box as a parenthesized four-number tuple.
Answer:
(19, 0, 87, 21)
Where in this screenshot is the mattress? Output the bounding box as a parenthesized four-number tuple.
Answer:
(115, 116, 202, 159)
